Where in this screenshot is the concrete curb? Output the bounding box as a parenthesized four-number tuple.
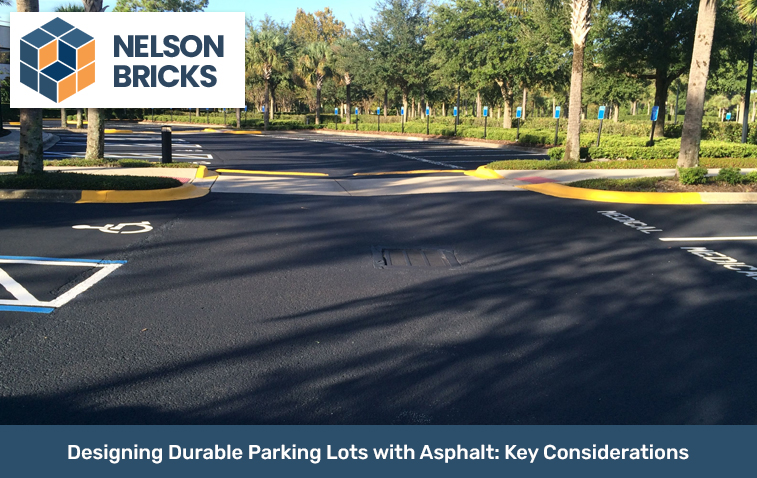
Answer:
(0, 131, 60, 160)
(0, 183, 209, 204)
(519, 183, 757, 205)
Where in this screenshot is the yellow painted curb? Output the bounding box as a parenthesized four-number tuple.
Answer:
(216, 169, 329, 177)
(66, 121, 88, 125)
(224, 130, 262, 135)
(203, 128, 220, 132)
(77, 183, 209, 204)
(464, 166, 503, 180)
(353, 170, 465, 176)
(104, 129, 133, 134)
(519, 183, 706, 205)
(194, 165, 218, 179)
(9, 122, 19, 125)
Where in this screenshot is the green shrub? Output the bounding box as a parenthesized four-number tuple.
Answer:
(678, 167, 708, 185)
(716, 167, 743, 185)
(745, 171, 757, 183)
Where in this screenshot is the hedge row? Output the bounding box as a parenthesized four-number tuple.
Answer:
(548, 141, 757, 160)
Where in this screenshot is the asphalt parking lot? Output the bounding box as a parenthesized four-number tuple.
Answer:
(1, 126, 756, 425)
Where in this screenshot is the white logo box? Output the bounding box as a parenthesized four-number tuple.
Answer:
(11, 12, 245, 108)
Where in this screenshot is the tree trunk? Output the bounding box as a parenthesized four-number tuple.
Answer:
(678, 0, 717, 169)
(60, 108, 67, 128)
(522, 87, 528, 121)
(613, 103, 619, 122)
(496, 80, 512, 129)
(632, 100, 637, 115)
(315, 82, 321, 125)
(738, 98, 745, 123)
(476, 90, 482, 118)
(236, 108, 241, 129)
(18, 108, 43, 174)
(83, 0, 105, 162)
(76, 108, 83, 128)
(653, 72, 670, 138)
(421, 87, 426, 119)
(85, 108, 104, 160)
(263, 79, 270, 130)
(752, 101, 756, 122)
(402, 91, 408, 122)
(564, 40, 588, 161)
(346, 83, 352, 125)
(442, 102, 446, 117)
(17, 0, 43, 175)
(384, 90, 388, 117)
(196, 108, 200, 117)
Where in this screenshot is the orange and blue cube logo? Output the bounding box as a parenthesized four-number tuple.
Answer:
(20, 18, 95, 103)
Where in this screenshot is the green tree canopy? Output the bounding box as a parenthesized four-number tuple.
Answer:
(113, 0, 208, 12)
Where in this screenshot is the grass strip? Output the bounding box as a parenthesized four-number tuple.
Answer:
(0, 172, 182, 190)
(567, 177, 665, 192)
(487, 158, 757, 170)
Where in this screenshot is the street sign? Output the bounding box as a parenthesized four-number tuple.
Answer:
(335, 108, 339, 115)
(355, 107, 359, 115)
(651, 106, 659, 122)
(483, 106, 488, 117)
(726, 112, 732, 121)
(453, 107, 458, 117)
(426, 106, 430, 116)
(401, 107, 405, 116)
(516, 107, 522, 119)
(598, 106, 606, 120)
(555, 106, 561, 119)
(377, 107, 380, 115)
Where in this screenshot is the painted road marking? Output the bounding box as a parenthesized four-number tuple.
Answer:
(598, 211, 662, 235)
(262, 135, 464, 169)
(681, 247, 757, 283)
(72, 222, 153, 234)
(0, 256, 126, 314)
(660, 236, 757, 242)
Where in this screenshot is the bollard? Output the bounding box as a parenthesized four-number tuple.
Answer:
(161, 125, 172, 164)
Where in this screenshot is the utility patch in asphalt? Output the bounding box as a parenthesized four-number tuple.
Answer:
(0, 256, 126, 314)
(372, 246, 461, 269)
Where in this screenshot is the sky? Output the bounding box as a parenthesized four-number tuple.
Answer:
(0, 0, 378, 28)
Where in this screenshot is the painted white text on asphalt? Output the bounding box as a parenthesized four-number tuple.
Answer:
(681, 247, 757, 281)
(598, 211, 662, 234)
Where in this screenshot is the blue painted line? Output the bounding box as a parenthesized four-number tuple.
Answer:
(0, 306, 55, 314)
(0, 256, 127, 264)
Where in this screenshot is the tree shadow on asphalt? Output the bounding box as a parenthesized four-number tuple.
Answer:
(1, 193, 756, 425)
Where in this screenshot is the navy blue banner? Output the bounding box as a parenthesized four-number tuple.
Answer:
(0, 426, 752, 477)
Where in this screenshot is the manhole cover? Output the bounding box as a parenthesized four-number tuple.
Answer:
(372, 246, 461, 269)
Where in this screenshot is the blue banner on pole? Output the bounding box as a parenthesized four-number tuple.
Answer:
(483, 107, 488, 118)
(377, 107, 380, 115)
(355, 107, 359, 115)
(651, 106, 659, 122)
(426, 106, 430, 116)
(516, 107, 522, 119)
(554, 106, 561, 119)
(453, 107, 458, 117)
(726, 112, 732, 121)
(335, 108, 339, 115)
(598, 106, 606, 120)
(401, 107, 404, 116)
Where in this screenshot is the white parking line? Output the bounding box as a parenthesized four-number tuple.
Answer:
(660, 237, 757, 242)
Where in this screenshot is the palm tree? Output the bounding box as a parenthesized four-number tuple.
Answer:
(503, 0, 593, 161)
(332, 38, 358, 125)
(54, 4, 85, 129)
(678, 0, 718, 169)
(246, 29, 292, 130)
(17, 0, 43, 175)
(83, 0, 107, 160)
(298, 42, 334, 126)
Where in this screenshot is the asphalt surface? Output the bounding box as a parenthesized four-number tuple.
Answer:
(43, 121, 549, 176)
(2, 124, 756, 425)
